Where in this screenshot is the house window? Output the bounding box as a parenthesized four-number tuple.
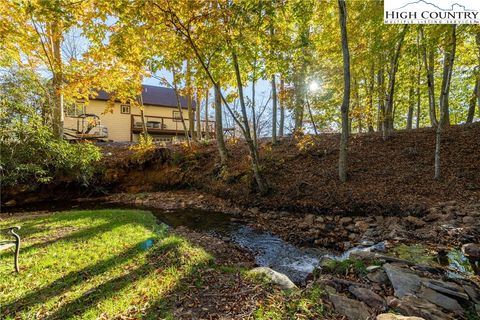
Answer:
(121, 104, 131, 114)
(66, 100, 86, 117)
(173, 111, 183, 122)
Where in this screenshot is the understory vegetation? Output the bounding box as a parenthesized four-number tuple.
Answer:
(0, 70, 101, 189)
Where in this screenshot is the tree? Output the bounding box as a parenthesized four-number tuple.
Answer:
(214, 84, 228, 165)
(384, 25, 409, 138)
(338, 0, 350, 183)
(435, 25, 456, 180)
(420, 26, 439, 127)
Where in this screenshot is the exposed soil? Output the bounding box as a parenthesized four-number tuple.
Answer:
(97, 123, 480, 215)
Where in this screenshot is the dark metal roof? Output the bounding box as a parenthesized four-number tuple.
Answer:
(94, 84, 195, 109)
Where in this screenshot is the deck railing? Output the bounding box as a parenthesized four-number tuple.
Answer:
(130, 114, 215, 141)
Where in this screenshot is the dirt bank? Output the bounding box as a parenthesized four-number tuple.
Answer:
(96, 123, 480, 215)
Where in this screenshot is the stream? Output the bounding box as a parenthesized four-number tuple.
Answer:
(7, 201, 479, 284)
(151, 208, 332, 283)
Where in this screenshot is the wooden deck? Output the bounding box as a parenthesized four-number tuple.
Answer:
(130, 114, 215, 141)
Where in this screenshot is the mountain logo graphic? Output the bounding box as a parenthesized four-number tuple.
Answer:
(394, 0, 475, 11)
(384, 0, 480, 24)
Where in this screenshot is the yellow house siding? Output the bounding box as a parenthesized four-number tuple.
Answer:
(64, 100, 192, 142)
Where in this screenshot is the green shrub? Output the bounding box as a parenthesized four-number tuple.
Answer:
(0, 114, 101, 188)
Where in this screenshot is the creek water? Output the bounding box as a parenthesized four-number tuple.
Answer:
(8, 201, 478, 283)
(151, 208, 331, 283)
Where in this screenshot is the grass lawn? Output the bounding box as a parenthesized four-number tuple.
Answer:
(0, 209, 211, 319)
(0, 209, 328, 319)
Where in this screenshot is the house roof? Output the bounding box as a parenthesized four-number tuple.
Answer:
(94, 84, 195, 109)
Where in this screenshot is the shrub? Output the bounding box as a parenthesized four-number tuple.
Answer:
(0, 114, 101, 188)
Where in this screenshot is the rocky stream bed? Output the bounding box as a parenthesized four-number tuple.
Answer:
(5, 190, 478, 319)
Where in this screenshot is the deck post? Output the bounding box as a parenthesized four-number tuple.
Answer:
(130, 115, 133, 142)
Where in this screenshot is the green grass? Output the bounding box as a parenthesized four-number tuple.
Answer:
(0, 209, 211, 319)
(253, 285, 326, 319)
(320, 258, 370, 276)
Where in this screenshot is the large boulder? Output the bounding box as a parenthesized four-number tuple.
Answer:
(462, 243, 480, 259)
(417, 287, 463, 314)
(388, 296, 453, 320)
(349, 286, 387, 311)
(329, 293, 371, 320)
(383, 263, 421, 298)
(249, 267, 297, 290)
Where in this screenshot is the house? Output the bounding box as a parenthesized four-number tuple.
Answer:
(63, 84, 215, 142)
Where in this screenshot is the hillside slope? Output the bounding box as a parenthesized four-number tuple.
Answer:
(102, 123, 480, 215)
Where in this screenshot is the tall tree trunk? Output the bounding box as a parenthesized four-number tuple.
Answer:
(416, 28, 422, 129)
(279, 77, 285, 137)
(384, 25, 408, 138)
(186, 61, 195, 140)
(251, 74, 258, 148)
(214, 84, 227, 165)
(406, 80, 414, 130)
(271, 74, 277, 143)
(172, 69, 190, 147)
(377, 68, 385, 132)
(367, 65, 375, 132)
(293, 77, 305, 132)
(49, 21, 63, 139)
(420, 26, 438, 127)
(466, 80, 478, 123)
(205, 88, 210, 139)
(477, 33, 480, 119)
(435, 24, 456, 180)
(139, 91, 148, 137)
(338, 0, 350, 183)
(231, 49, 268, 193)
(306, 99, 319, 135)
(196, 92, 201, 140)
(467, 32, 480, 123)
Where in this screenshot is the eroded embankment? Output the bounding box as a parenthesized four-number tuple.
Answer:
(4, 123, 480, 214)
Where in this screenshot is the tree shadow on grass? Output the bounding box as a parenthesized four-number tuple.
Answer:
(42, 238, 200, 320)
(0, 209, 154, 259)
(0, 241, 146, 317)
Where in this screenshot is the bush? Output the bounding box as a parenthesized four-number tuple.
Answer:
(0, 114, 102, 188)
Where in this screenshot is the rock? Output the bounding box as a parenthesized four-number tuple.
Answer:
(388, 296, 452, 320)
(463, 216, 477, 224)
(316, 216, 325, 223)
(329, 293, 371, 320)
(366, 265, 380, 272)
(405, 216, 426, 228)
(250, 207, 260, 214)
(4, 199, 17, 206)
(418, 286, 463, 313)
(324, 285, 337, 295)
(348, 233, 358, 240)
(367, 269, 389, 284)
(384, 263, 421, 298)
(249, 267, 297, 290)
(134, 198, 143, 205)
(349, 286, 387, 311)
(463, 284, 480, 304)
(303, 214, 315, 225)
(462, 243, 480, 259)
(376, 314, 425, 320)
(422, 280, 469, 300)
(339, 217, 353, 225)
(355, 221, 369, 231)
(346, 224, 356, 231)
